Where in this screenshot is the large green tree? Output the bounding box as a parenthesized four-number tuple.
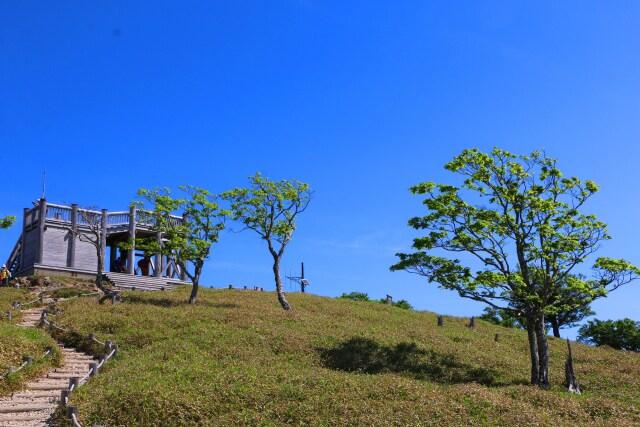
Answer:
(222, 173, 311, 311)
(134, 186, 227, 305)
(391, 147, 639, 387)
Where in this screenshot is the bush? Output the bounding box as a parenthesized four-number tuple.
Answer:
(578, 318, 640, 351)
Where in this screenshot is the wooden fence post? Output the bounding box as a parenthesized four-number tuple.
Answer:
(66, 406, 77, 419)
(437, 315, 443, 327)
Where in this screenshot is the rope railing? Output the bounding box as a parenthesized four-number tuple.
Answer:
(11, 296, 44, 309)
(41, 306, 120, 427)
(0, 348, 53, 380)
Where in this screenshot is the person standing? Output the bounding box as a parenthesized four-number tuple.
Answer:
(0, 265, 11, 287)
(137, 256, 150, 276)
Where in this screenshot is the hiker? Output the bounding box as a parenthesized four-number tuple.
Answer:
(137, 256, 150, 276)
(0, 265, 11, 287)
(113, 255, 127, 273)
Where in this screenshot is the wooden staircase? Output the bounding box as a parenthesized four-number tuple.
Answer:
(0, 308, 95, 427)
(104, 272, 189, 291)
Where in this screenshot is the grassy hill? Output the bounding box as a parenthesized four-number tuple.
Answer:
(33, 286, 640, 426)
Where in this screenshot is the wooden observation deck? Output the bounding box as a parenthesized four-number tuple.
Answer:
(5, 198, 189, 285)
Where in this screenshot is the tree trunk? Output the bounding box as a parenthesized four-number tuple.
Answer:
(527, 316, 540, 386)
(188, 263, 201, 305)
(272, 257, 292, 311)
(550, 316, 561, 338)
(534, 313, 550, 387)
(95, 247, 106, 292)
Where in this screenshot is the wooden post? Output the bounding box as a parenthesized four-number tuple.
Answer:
(154, 231, 163, 277)
(179, 211, 189, 281)
(437, 315, 443, 327)
(23, 356, 33, 364)
(69, 204, 78, 268)
(20, 207, 29, 268)
(386, 295, 392, 306)
(61, 389, 70, 404)
(69, 377, 80, 389)
(565, 339, 581, 394)
(494, 333, 499, 342)
(66, 406, 77, 419)
(100, 209, 107, 268)
(89, 362, 98, 376)
(127, 206, 136, 274)
(469, 316, 476, 328)
(109, 243, 116, 272)
(6, 311, 11, 321)
(37, 198, 47, 264)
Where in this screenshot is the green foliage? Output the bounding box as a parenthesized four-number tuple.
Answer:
(339, 291, 370, 301)
(222, 173, 312, 310)
(339, 292, 413, 309)
(0, 215, 15, 229)
(578, 319, 640, 351)
(391, 147, 636, 311)
(45, 288, 640, 426)
(133, 186, 227, 304)
(479, 307, 524, 329)
(377, 298, 413, 310)
(222, 172, 311, 251)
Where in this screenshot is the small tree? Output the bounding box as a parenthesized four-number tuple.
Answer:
(0, 215, 15, 229)
(578, 318, 640, 351)
(135, 186, 227, 305)
(67, 207, 108, 292)
(391, 147, 640, 387)
(222, 173, 312, 311)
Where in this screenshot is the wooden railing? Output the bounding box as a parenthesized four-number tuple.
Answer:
(38, 202, 184, 228)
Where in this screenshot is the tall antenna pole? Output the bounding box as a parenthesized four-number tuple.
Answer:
(42, 170, 46, 199)
(301, 262, 306, 293)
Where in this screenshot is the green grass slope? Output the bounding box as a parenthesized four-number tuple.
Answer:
(50, 287, 639, 426)
(0, 288, 60, 395)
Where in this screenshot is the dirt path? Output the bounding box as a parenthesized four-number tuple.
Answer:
(0, 307, 95, 427)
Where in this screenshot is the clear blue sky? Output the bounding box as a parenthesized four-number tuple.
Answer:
(2, 2, 639, 338)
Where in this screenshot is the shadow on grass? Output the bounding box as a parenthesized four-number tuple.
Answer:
(122, 294, 238, 309)
(317, 337, 504, 386)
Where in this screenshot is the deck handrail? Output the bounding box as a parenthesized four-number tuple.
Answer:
(40, 203, 184, 227)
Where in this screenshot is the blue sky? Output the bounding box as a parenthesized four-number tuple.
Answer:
(1, 2, 639, 338)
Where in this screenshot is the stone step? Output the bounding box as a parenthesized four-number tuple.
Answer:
(0, 396, 58, 404)
(47, 373, 87, 379)
(0, 412, 52, 422)
(26, 383, 67, 391)
(0, 404, 52, 413)
(10, 392, 59, 400)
